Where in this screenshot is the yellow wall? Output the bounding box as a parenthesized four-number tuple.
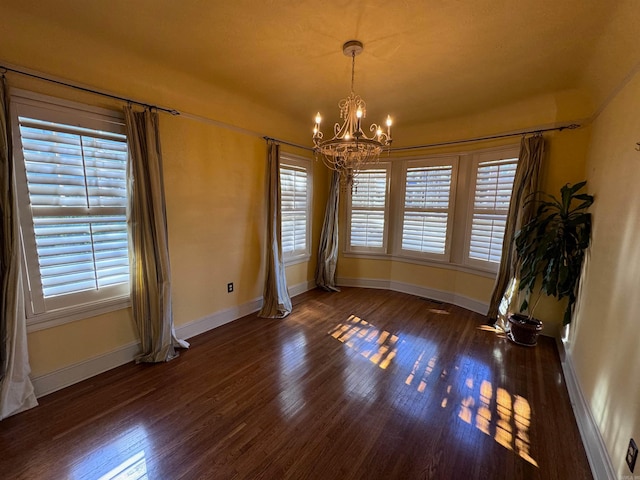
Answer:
(568, 68, 640, 477)
(391, 262, 460, 293)
(162, 116, 266, 323)
(28, 309, 135, 378)
(162, 117, 329, 328)
(397, 88, 592, 148)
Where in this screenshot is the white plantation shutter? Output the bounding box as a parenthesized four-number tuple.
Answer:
(32, 214, 128, 297)
(468, 157, 518, 264)
(349, 168, 388, 250)
(280, 163, 308, 257)
(401, 164, 453, 256)
(12, 96, 131, 321)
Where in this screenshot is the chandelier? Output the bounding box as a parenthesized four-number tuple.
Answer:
(313, 40, 392, 185)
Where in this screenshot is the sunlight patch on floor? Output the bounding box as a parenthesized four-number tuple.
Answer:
(328, 315, 399, 370)
(454, 379, 538, 467)
(72, 425, 151, 480)
(96, 451, 148, 480)
(328, 313, 538, 468)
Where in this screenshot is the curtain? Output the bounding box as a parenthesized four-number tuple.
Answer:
(124, 106, 188, 363)
(258, 141, 292, 318)
(488, 135, 545, 330)
(0, 75, 38, 419)
(315, 170, 341, 291)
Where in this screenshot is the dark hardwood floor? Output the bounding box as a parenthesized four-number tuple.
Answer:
(0, 288, 592, 479)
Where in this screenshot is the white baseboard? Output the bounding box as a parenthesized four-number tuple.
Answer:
(336, 277, 489, 315)
(337, 276, 390, 290)
(32, 341, 140, 398)
(175, 296, 263, 340)
(288, 279, 316, 298)
(31, 280, 315, 398)
(557, 339, 615, 479)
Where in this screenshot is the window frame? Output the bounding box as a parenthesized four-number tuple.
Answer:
(395, 155, 459, 263)
(463, 146, 520, 273)
(279, 153, 313, 266)
(342, 145, 520, 278)
(11, 90, 131, 331)
(345, 162, 391, 255)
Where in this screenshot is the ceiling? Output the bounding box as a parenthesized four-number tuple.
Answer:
(0, 0, 630, 129)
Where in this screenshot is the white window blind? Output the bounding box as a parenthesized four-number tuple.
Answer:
(468, 158, 518, 264)
(15, 112, 130, 314)
(280, 163, 308, 256)
(349, 168, 388, 249)
(401, 165, 453, 255)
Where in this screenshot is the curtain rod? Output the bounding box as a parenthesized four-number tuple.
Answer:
(265, 123, 580, 154)
(0, 64, 180, 116)
(263, 136, 313, 151)
(391, 123, 580, 152)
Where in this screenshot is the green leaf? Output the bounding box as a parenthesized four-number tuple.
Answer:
(568, 181, 587, 196)
(572, 198, 594, 212)
(574, 194, 593, 201)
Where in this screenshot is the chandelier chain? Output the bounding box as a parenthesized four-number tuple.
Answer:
(351, 51, 355, 94)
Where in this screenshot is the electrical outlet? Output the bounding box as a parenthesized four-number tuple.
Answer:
(627, 438, 638, 473)
(227, 282, 234, 293)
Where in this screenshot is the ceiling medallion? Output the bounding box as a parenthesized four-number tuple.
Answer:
(312, 40, 393, 185)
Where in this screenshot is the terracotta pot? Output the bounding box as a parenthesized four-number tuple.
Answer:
(508, 313, 543, 346)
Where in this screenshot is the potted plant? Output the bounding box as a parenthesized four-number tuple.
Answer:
(509, 181, 594, 346)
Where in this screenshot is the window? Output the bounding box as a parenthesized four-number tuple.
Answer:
(466, 154, 518, 268)
(12, 92, 130, 327)
(399, 157, 458, 260)
(280, 154, 312, 264)
(346, 165, 390, 253)
(344, 146, 519, 275)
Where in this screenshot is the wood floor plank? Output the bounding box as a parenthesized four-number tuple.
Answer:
(0, 287, 592, 479)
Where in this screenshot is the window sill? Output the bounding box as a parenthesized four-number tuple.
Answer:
(343, 247, 388, 256)
(284, 253, 311, 267)
(343, 251, 390, 260)
(26, 295, 132, 333)
(341, 251, 498, 279)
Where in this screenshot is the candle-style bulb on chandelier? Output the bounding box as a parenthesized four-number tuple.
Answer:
(313, 40, 393, 185)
